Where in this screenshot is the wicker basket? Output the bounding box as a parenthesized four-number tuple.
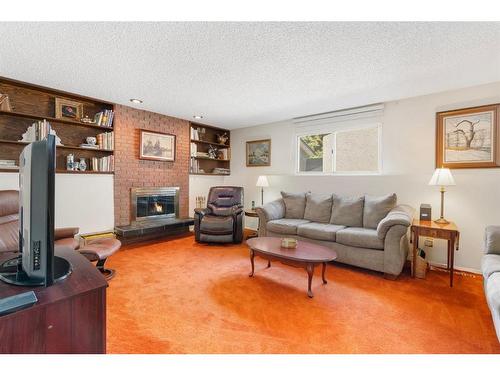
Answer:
(415, 253, 428, 279)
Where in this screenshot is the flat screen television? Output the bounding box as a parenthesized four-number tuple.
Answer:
(0, 134, 70, 286)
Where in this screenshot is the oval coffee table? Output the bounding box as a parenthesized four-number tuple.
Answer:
(246, 237, 337, 298)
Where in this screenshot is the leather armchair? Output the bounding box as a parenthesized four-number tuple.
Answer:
(194, 186, 244, 243)
(0, 190, 80, 253)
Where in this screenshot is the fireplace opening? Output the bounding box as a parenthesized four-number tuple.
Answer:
(131, 187, 179, 223)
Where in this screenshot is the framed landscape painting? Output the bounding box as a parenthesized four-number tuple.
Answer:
(246, 139, 271, 167)
(139, 130, 176, 161)
(436, 104, 500, 168)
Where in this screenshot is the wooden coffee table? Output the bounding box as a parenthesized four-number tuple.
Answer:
(246, 237, 337, 298)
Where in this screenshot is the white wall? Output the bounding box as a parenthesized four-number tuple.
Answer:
(0, 173, 114, 234)
(220, 81, 500, 272)
(189, 175, 225, 213)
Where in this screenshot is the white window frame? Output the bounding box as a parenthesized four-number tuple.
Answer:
(295, 122, 382, 176)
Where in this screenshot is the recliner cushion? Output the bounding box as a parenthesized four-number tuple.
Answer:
(330, 195, 364, 227)
(303, 193, 333, 223)
(200, 215, 234, 235)
(363, 193, 397, 229)
(297, 222, 345, 242)
(281, 192, 307, 219)
(267, 219, 310, 235)
(336, 227, 384, 250)
(482, 254, 500, 279)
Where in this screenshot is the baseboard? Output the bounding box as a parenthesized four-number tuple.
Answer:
(428, 261, 481, 275)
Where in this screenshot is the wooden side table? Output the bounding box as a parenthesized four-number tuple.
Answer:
(244, 209, 259, 239)
(410, 219, 460, 287)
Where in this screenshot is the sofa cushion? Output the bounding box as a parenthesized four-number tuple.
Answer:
(336, 227, 384, 250)
(297, 222, 346, 242)
(303, 193, 333, 223)
(363, 193, 397, 229)
(482, 254, 500, 279)
(267, 219, 310, 235)
(330, 195, 364, 227)
(281, 192, 307, 219)
(485, 226, 500, 255)
(485, 272, 500, 340)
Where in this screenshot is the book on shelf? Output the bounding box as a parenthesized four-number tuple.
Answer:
(190, 127, 199, 140)
(219, 148, 229, 160)
(213, 167, 230, 175)
(90, 155, 114, 172)
(190, 142, 197, 157)
(96, 131, 114, 150)
(0, 159, 18, 170)
(93, 109, 114, 127)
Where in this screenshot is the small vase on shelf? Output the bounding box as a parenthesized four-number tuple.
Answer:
(79, 158, 87, 171)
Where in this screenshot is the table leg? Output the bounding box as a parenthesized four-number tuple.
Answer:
(306, 263, 314, 298)
(412, 228, 418, 278)
(249, 249, 255, 277)
(450, 236, 455, 287)
(322, 262, 327, 284)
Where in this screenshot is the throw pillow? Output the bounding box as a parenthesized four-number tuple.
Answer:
(330, 195, 365, 227)
(363, 193, 397, 229)
(281, 191, 307, 219)
(304, 193, 333, 223)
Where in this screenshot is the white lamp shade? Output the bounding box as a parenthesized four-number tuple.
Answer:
(256, 175, 269, 187)
(428, 168, 456, 186)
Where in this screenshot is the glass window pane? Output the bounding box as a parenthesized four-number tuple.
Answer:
(298, 134, 332, 172)
(335, 127, 379, 172)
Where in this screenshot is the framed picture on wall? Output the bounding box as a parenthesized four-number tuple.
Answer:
(436, 104, 500, 168)
(139, 130, 176, 162)
(246, 139, 271, 167)
(55, 98, 83, 120)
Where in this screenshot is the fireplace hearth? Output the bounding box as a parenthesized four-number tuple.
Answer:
(131, 187, 179, 223)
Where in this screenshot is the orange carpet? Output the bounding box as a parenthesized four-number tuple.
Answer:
(106, 234, 500, 354)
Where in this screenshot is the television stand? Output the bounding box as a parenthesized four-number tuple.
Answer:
(0, 255, 71, 286)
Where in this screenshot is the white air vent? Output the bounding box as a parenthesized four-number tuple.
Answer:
(292, 104, 384, 125)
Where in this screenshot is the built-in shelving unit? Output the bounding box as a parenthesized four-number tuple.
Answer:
(0, 77, 115, 174)
(189, 122, 231, 176)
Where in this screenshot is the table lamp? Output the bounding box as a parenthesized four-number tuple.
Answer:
(256, 175, 269, 206)
(428, 168, 455, 224)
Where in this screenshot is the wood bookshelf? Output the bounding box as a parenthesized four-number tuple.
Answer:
(189, 122, 231, 176)
(0, 77, 114, 174)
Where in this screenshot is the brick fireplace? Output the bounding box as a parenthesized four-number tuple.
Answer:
(113, 104, 190, 227)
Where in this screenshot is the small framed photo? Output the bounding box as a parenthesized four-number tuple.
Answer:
(55, 98, 83, 120)
(436, 104, 500, 168)
(246, 139, 271, 167)
(140, 130, 176, 162)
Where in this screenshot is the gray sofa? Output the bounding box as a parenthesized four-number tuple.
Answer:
(255, 192, 414, 278)
(482, 226, 500, 342)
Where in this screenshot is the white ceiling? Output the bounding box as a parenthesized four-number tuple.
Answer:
(0, 22, 499, 129)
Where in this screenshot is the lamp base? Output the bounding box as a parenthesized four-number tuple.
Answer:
(434, 218, 450, 225)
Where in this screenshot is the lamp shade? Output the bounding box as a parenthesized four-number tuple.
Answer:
(428, 168, 456, 186)
(256, 175, 269, 187)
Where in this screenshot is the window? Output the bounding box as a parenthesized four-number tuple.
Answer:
(297, 124, 381, 174)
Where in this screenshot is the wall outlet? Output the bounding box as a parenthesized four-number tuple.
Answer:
(424, 238, 433, 247)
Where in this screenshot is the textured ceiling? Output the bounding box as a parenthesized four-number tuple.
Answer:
(0, 22, 499, 129)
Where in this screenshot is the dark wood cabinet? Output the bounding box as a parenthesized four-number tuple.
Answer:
(0, 246, 107, 354)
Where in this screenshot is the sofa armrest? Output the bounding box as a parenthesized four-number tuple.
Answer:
(54, 227, 79, 241)
(485, 226, 500, 255)
(255, 199, 285, 237)
(377, 204, 414, 239)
